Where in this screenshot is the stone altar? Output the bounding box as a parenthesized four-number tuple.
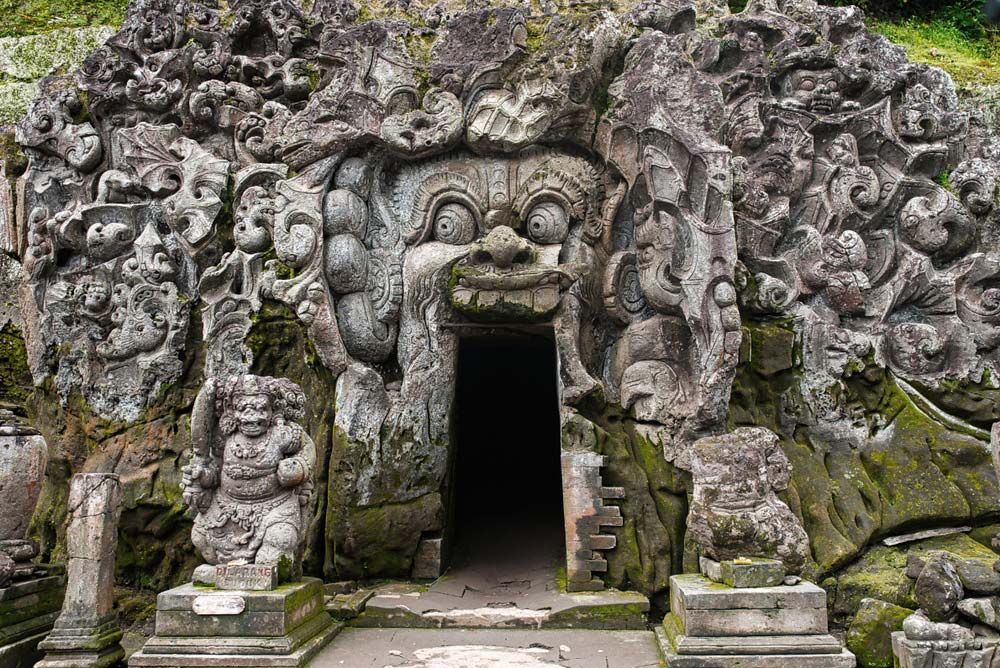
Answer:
(130, 375, 340, 668)
(0, 410, 65, 668)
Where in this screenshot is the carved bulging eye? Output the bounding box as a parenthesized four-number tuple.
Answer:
(525, 202, 568, 244)
(798, 78, 815, 92)
(433, 203, 476, 245)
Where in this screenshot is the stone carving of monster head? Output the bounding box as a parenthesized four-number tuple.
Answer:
(387, 149, 605, 324)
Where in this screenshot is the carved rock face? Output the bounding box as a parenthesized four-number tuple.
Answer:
(383, 151, 602, 323)
(11, 0, 1000, 587)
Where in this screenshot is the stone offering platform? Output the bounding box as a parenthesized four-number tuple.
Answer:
(129, 577, 341, 667)
(0, 573, 65, 668)
(657, 574, 855, 667)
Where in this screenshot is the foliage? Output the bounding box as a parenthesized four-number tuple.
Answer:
(0, 0, 127, 38)
(869, 17, 1000, 87)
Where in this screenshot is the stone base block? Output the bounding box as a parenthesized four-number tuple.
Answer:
(891, 631, 1000, 668)
(0, 574, 66, 668)
(0, 628, 54, 668)
(661, 575, 855, 668)
(33, 645, 126, 668)
(657, 628, 856, 668)
(36, 618, 126, 668)
(670, 574, 828, 637)
(129, 577, 342, 668)
(663, 615, 843, 655)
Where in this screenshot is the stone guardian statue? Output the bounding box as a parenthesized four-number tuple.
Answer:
(181, 374, 316, 582)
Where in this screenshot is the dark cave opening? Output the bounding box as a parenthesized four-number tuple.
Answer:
(450, 331, 566, 572)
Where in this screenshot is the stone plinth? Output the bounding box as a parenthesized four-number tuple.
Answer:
(891, 631, 999, 668)
(35, 474, 125, 668)
(0, 573, 65, 668)
(657, 574, 856, 667)
(129, 577, 342, 667)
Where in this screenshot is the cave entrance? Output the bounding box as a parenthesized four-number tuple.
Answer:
(448, 330, 566, 584)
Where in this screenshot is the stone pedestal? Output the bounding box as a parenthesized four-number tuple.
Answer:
(129, 577, 342, 667)
(657, 574, 856, 667)
(0, 573, 65, 668)
(891, 631, 1000, 668)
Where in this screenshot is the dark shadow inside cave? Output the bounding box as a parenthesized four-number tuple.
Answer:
(449, 330, 566, 580)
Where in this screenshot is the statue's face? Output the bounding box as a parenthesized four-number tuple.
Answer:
(780, 68, 845, 114)
(234, 393, 272, 437)
(389, 151, 602, 322)
(82, 282, 109, 314)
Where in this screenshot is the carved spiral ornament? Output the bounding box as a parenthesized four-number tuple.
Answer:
(524, 202, 569, 244)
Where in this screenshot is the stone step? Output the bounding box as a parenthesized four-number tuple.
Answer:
(664, 614, 844, 655)
(657, 628, 857, 667)
(353, 585, 649, 630)
(325, 589, 374, 621)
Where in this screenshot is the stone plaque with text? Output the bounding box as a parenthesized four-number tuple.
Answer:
(214, 564, 278, 591)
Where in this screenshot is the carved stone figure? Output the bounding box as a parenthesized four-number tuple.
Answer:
(687, 426, 810, 574)
(181, 374, 315, 580)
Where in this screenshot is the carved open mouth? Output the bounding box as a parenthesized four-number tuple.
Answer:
(808, 95, 839, 114)
(449, 263, 585, 321)
(454, 264, 582, 290)
(279, 140, 312, 165)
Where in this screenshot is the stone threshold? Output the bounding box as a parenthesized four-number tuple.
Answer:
(337, 581, 650, 630)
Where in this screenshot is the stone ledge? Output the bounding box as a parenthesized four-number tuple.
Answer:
(657, 628, 857, 668)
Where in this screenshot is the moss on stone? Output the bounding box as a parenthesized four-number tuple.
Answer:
(0, 0, 126, 38)
(0, 322, 31, 411)
(846, 598, 913, 668)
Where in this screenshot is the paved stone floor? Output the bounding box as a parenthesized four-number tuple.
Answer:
(311, 628, 664, 667)
(356, 516, 648, 628)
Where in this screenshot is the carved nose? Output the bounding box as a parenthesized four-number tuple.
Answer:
(470, 226, 533, 269)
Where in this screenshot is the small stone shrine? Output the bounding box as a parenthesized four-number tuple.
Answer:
(35, 473, 125, 668)
(129, 375, 340, 668)
(0, 410, 65, 668)
(658, 427, 856, 667)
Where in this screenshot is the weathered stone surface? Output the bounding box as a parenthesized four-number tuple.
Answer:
(846, 598, 912, 668)
(0, 409, 46, 585)
(718, 559, 786, 589)
(688, 427, 810, 574)
(129, 578, 341, 667)
(181, 375, 317, 583)
(4, 0, 1000, 626)
(0, 573, 65, 668)
(36, 473, 124, 668)
(664, 574, 854, 666)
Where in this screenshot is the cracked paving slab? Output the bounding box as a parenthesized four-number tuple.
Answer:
(309, 628, 664, 668)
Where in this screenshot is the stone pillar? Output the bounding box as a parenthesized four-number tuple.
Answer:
(36, 473, 124, 668)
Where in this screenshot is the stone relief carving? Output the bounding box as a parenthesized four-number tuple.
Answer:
(11, 0, 1000, 584)
(687, 426, 810, 574)
(181, 375, 316, 581)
